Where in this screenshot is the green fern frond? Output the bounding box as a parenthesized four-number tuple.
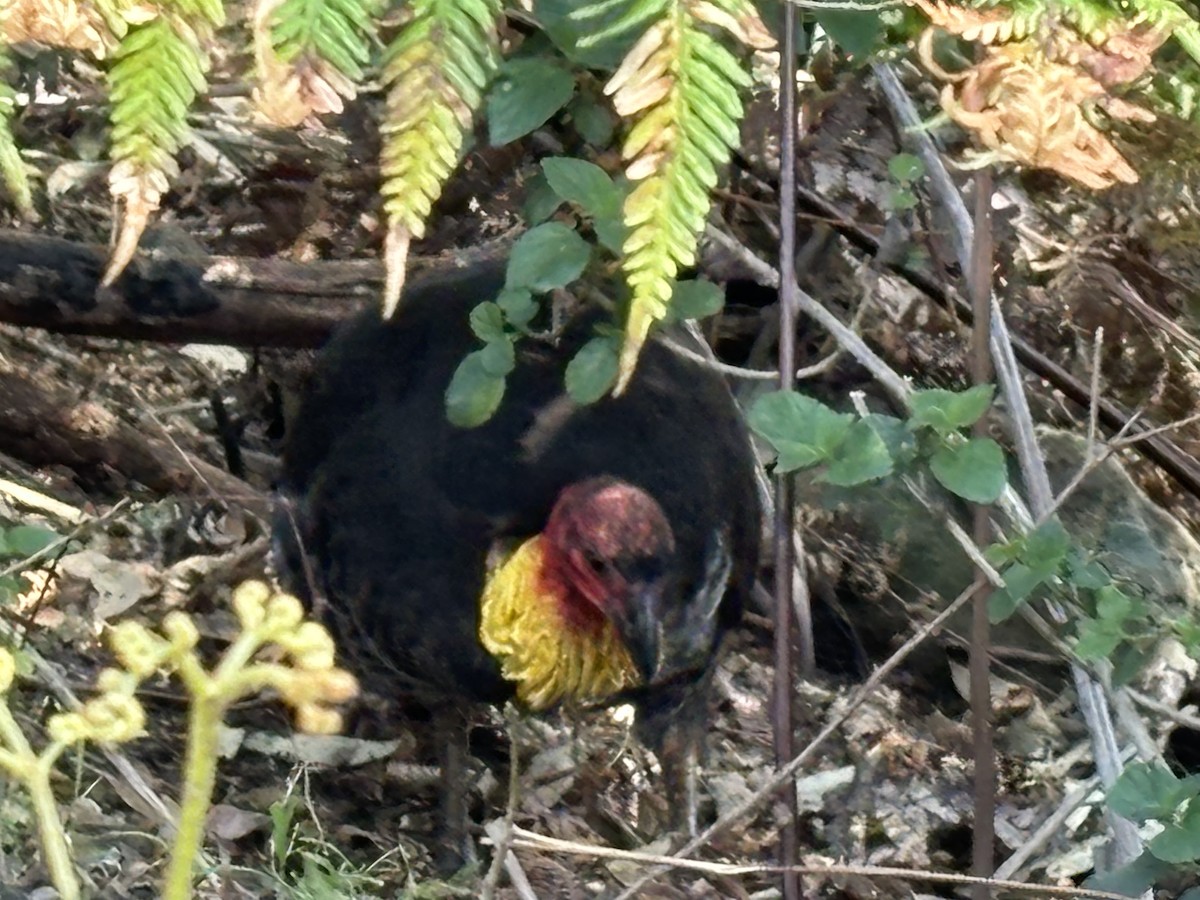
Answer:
(378, 0, 503, 311)
(598, 0, 771, 392)
(575, 0, 669, 45)
(105, 17, 210, 283)
(1129, 0, 1200, 64)
(0, 46, 31, 213)
(269, 0, 377, 82)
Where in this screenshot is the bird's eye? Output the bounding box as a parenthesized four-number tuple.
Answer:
(585, 554, 606, 573)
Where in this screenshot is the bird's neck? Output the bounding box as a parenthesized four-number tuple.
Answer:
(478, 535, 638, 711)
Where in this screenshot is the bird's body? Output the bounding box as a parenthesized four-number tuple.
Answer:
(275, 260, 760, 859)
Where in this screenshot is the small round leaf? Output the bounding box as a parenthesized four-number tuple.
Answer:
(445, 351, 506, 428)
(929, 436, 1006, 503)
(487, 59, 577, 146)
(565, 336, 619, 404)
(506, 223, 591, 292)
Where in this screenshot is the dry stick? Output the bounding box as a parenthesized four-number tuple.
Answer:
(612, 581, 981, 900)
(968, 167, 997, 900)
(988, 746, 1137, 883)
(481, 711, 529, 900)
(518, 826, 1134, 899)
(483, 820, 539, 900)
(872, 61, 1145, 870)
(0, 480, 87, 526)
(774, 7, 803, 899)
(704, 227, 1166, 894)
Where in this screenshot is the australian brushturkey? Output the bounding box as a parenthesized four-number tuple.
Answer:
(274, 259, 761, 863)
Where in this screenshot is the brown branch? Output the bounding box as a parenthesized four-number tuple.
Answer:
(727, 154, 1200, 502)
(0, 367, 270, 516)
(0, 231, 512, 348)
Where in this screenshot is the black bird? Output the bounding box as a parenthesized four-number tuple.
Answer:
(275, 259, 761, 863)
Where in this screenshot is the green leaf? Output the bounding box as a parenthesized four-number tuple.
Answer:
(592, 214, 626, 254)
(523, 172, 563, 223)
(569, 93, 616, 145)
(0, 574, 29, 604)
(989, 562, 1046, 622)
(1149, 799, 1200, 863)
(542, 157, 622, 220)
(565, 336, 619, 404)
(1066, 552, 1110, 590)
(667, 280, 724, 321)
(1074, 617, 1125, 661)
(1111, 641, 1154, 687)
(860, 414, 917, 465)
(541, 157, 626, 251)
(909, 384, 996, 437)
(3, 525, 61, 558)
(487, 59, 576, 146)
(985, 537, 1024, 568)
(823, 418, 894, 486)
(930, 437, 1006, 503)
(1022, 520, 1070, 573)
(506, 223, 591, 292)
(469, 301, 507, 343)
(1175, 616, 1200, 656)
(446, 350, 506, 427)
(479, 336, 515, 376)
(1096, 584, 1134, 622)
(269, 796, 301, 870)
(889, 188, 918, 212)
(1108, 762, 1200, 823)
(1085, 851, 1172, 897)
(748, 391, 855, 473)
(888, 152, 925, 184)
(497, 288, 539, 329)
(535, 0, 630, 68)
(814, 9, 884, 57)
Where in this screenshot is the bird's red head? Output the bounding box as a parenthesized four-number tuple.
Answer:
(539, 477, 676, 682)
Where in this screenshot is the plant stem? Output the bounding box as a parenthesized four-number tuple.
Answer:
(163, 693, 222, 900)
(29, 753, 79, 900)
(0, 703, 80, 900)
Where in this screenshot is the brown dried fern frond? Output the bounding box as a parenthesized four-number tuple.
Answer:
(927, 36, 1151, 188)
(2, 0, 109, 55)
(915, 8, 1167, 191)
(908, 0, 1035, 46)
(252, 0, 354, 126)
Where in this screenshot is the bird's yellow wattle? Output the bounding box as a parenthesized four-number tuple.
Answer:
(478, 536, 639, 711)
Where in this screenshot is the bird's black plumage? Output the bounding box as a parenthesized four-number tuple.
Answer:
(274, 259, 760, 853)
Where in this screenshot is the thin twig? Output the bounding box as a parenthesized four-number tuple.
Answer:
(967, 165, 996, 900)
(0, 479, 87, 525)
(481, 710, 523, 900)
(774, 6, 802, 896)
(520, 817, 1132, 898)
(613, 581, 983, 899)
(992, 745, 1137, 882)
(1087, 328, 1105, 453)
(0, 499, 130, 580)
(872, 60, 1144, 870)
(1127, 689, 1200, 731)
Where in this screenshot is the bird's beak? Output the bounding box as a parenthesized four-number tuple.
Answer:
(618, 582, 665, 684)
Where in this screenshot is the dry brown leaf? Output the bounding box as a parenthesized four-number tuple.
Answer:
(2, 0, 108, 55)
(104, 158, 173, 284)
(251, 0, 354, 127)
(916, 27, 1152, 189)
